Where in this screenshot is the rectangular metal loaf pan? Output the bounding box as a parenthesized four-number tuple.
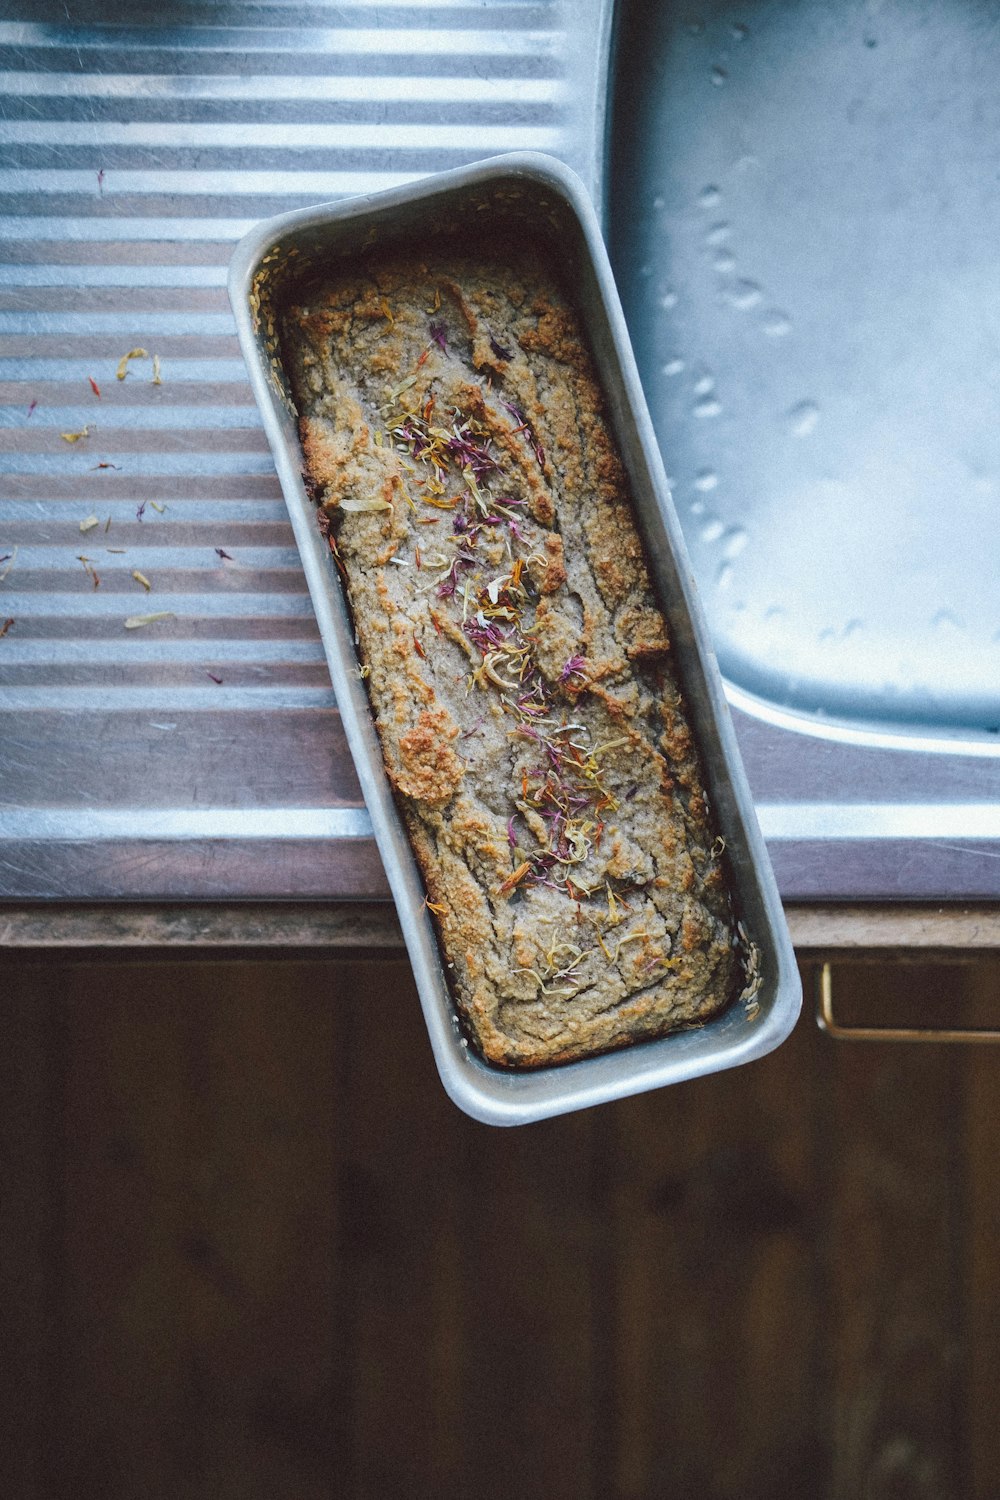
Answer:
(229, 151, 801, 1125)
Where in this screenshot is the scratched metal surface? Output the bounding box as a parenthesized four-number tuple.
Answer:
(0, 0, 608, 897)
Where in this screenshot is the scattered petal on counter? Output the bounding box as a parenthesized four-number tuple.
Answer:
(124, 611, 174, 629)
(61, 426, 90, 443)
(205, 670, 223, 684)
(152, 354, 162, 384)
(116, 348, 149, 380)
(76, 555, 100, 589)
(26, 399, 37, 418)
(0, 548, 18, 582)
(79, 515, 100, 533)
(88, 377, 101, 398)
(0, 617, 14, 638)
(131, 570, 152, 591)
(215, 547, 233, 560)
(150, 501, 167, 514)
(91, 462, 120, 470)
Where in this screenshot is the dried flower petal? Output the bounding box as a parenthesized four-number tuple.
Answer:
(88, 377, 101, 398)
(497, 860, 533, 897)
(79, 515, 100, 533)
(0, 617, 14, 638)
(76, 554, 100, 589)
(340, 496, 392, 513)
(61, 426, 89, 443)
(559, 654, 587, 684)
(151, 354, 162, 385)
(124, 611, 174, 629)
(131, 570, 152, 591)
(116, 348, 148, 381)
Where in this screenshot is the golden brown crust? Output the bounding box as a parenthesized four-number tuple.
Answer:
(282, 243, 740, 1068)
(393, 707, 465, 806)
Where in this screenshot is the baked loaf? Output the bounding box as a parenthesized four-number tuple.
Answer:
(282, 242, 740, 1067)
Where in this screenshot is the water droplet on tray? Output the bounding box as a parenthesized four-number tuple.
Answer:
(694, 469, 718, 491)
(699, 185, 722, 209)
(661, 357, 684, 377)
(731, 21, 749, 41)
(694, 396, 723, 418)
(932, 608, 965, 633)
(763, 310, 792, 337)
(705, 222, 730, 246)
(728, 279, 762, 310)
(658, 289, 678, 310)
(720, 526, 748, 560)
(693, 373, 715, 397)
(700, 516, 725, 542)
(786, 400, 819, 436)
(716, 562, 735, 589)
(713, 250, 736, 273)
(711, 65, 728, 86)
(652, 194, 666, 211)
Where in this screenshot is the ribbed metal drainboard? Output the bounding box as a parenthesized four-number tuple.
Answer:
(0, 0, 606, 898)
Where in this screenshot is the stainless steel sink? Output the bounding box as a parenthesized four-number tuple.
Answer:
(608, 0, 1000, 740)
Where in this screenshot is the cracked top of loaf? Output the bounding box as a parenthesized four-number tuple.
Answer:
(282, 240, 740, 1067)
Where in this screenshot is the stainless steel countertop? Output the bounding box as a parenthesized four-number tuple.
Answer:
(1, 0, 997, 904)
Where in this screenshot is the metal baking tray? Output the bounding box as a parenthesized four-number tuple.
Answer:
(228, 151, 800, 1125)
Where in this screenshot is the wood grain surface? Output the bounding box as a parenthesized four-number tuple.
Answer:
(3, 901, 1000, 952)
(2, 954, 1000, 1498)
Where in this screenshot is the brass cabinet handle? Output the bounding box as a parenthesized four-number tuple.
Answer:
(816, 962, 1000, 1044)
